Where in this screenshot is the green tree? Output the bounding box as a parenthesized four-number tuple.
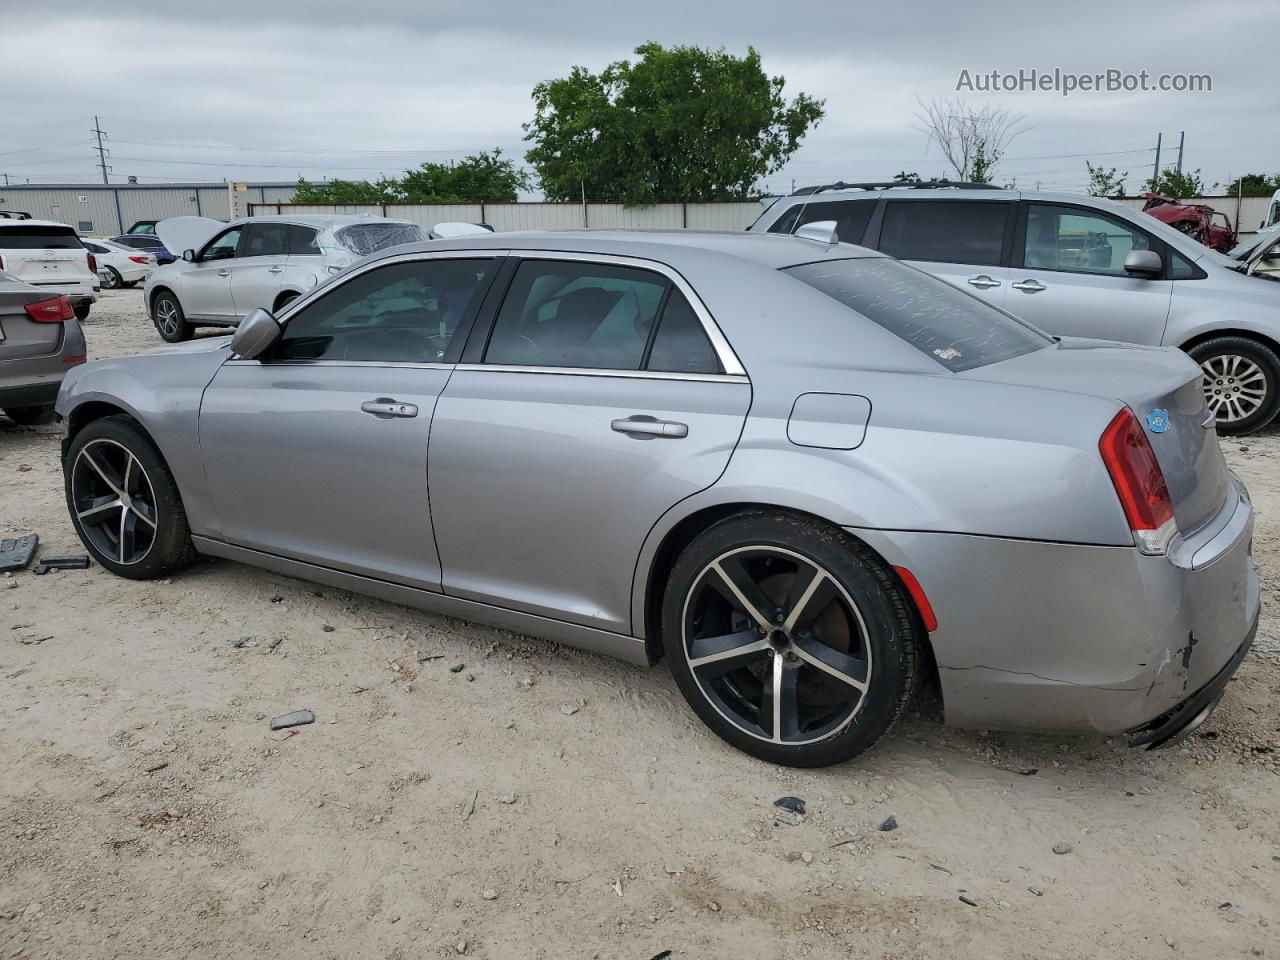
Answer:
(1085, 162, 1128, 198)
(893, 171, 922, 183)
(1222, 173, 1280, 197)
(1143, 167, 1206, 198)
(524, 43, 824, 204)
(292, 150, 528, 204)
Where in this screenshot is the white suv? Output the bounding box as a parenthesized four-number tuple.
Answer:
(0, 216, 98, 320)
(145, 214, 428, 342)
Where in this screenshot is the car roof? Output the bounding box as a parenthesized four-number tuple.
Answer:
(228, 214, 415, 229)
(388, 229, 885, 270)
(0, 218, 75, 230)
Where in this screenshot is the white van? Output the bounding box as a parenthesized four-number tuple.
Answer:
(0, 216, 99, 320)
(1263, 189, 1280, 230)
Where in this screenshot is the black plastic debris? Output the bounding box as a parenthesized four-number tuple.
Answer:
(878, 815, 898, 832)
(449, 663, 466, 673)
(0, 534, 38, 572)
(270, 709, 315, 730)
(773, 796, 806, 816)
(33, 554, 90, 575)
(1018, 767, 1039, 776)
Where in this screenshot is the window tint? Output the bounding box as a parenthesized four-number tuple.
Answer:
(287, 224, 321, 255)
(84, 241, 108, 254)
(784, 258, 1050, 372)
(1170, 251, 1200, 279)
(240, 222, 289, 258)
(767, 205, 803, 235)
(275, 258, 492, 363)
(0, 225, 82, 249)
(201, 227, 242, 261)
(1023, 204, 1151, 276)
(794, 200, 876, 244)
(485, 261, 667, 369)
(878, 201, 1009, 266)
(645, 290, 721, 374)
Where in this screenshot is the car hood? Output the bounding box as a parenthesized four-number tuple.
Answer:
(155, 217, 224, 257)
(143, 335, 232, 357)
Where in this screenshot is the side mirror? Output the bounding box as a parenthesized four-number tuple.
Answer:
(229, 308, 282, 360)
(1123, 249, 1163, 277)
(182, 249, 195, 262)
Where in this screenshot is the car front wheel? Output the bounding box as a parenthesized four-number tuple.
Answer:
(152, 292, 192, 343)
(663, 510, 920, 767)
(1188, 336, 1280, 435)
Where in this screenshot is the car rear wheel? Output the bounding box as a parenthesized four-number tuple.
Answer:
(64, 416, 197, 579)
(101, 266, 123, 289)
(152, 292, 192, 343)
(1188, 336, 1280, 435)
(73, 301, 91, 321)
(663, 510, 919, 767)
(3, 405, 56, 426)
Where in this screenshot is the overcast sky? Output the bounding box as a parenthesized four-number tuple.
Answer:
(3, 0, 1272, 197)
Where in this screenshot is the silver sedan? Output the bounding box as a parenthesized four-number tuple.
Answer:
(55, 230, 1259, 766)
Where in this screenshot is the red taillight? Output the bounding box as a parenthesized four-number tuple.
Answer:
(62, 354, 86, 365)
(128, 255, 149, 264)
(87, 252, 97, 273)
(0, 254, 5, 270)
(25, 296, 75, 323)
(1099, 408, 1176, 554)
(893, 565, 938, 632)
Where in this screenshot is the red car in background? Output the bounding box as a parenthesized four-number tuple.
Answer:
(1140, 192, 1237, 252)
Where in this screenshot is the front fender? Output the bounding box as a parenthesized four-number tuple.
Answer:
(57, 351, 226, 539)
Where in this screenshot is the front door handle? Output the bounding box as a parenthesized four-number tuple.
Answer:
(1011, 278, 1046, 292)
(967, 274, 1001, 289)
(611, 415, 688, 439)
(361, 398, 418, 419)
(216, 269, 231, 278)
(267, 266, 284, 274)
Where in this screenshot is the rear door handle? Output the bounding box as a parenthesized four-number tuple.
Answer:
(611, 415, 688, 439)
(1011, 278, 1046, 292)
(267, 266, 284, 274)
(967, 275, 1001, 289)
(216, 269, 231, 277)
(361, 398, 418, 419)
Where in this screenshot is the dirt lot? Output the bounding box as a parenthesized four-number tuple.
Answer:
(2, 288, 1278, 959)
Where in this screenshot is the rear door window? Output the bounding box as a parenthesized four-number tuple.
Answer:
(793, 200, 876, 245)
(877, 201, 1010, 267)
(784, 257, 1049, 372)
(239, 223, 290, 258)
(644, 289, 722, 375)
(0, 225, 83, 249)
(287, 224, 321, 255)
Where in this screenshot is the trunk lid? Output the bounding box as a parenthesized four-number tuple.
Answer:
(968, 337, 1229, 536)
(0, 275, 62, 358)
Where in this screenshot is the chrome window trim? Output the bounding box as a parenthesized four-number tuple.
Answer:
(224, 359, 454, 370)
(500, 248, 747, 378)
(453, 363, 748, 384)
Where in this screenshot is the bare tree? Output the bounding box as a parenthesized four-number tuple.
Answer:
(914, 98, 1028, 183)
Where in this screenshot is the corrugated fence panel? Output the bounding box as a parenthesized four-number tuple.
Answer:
(685, 202, 761, 231)
(387, 204, 485, 227)
(486, 203, 584, 232)
(585, 204, 684, 230)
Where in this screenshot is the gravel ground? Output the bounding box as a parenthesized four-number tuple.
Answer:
(2, 288, 1278, 959)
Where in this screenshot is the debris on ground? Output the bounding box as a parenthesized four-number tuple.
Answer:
(560, 703, 579, 716)
(270, 710, 315, 730)
(450, 663, 465, 673)
(773, 796, 806, 815)
(462, 789, 478, 821)
(0, 534, 38, 572)
(267, 636, 284, 651)
(481, 889, 498, 900)
(322, 624, 335, 632)
(1052, 841, 1074, 855)
(959, 894, 978, 907)
(499, 792, 516, 804)
(879, 815, 898, 832)
(233, 636, 255, 649)
(143, 761, 168, 773)
(1019, 768, 1039, 776)
(33, 554, 90, 575)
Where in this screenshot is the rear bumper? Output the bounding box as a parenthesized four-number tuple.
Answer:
(853, 475, 1259, 736)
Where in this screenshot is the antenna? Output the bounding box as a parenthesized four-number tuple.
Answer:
(92, 115, 111, 184)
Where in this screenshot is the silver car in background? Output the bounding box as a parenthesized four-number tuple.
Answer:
(0, 270, 86, 424)
(143, 214, 429, 342)
(57, 231, 1258, 766)
(750, 184, 1280, 433)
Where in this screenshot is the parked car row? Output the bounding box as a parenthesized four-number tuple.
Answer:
(750, 182, 1280, 433)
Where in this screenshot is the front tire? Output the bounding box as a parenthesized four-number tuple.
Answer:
(64, 416, 196, 579)
(151, 291, 192, 343)
(1187, 336, 1280, 435)
(663, 510, 919, 767)
(3, 405, 56, 426)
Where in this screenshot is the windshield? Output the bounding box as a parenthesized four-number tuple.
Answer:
(783, 257, 1052, 372)
(1227, 223, 1280, 260)
(334, 222, 429, 257)
(0, 225, 82, 249)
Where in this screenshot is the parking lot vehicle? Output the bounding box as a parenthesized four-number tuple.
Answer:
(56, 230, 1257, 766)
(144, 214, 430, 342)
(81, 237, 156, 288)
(0, 270, 86, 424)
(1225, 223, 1280, 278)
(1263, 190, 1279, 230)
(751, 183, 1280, 434)
(125, 220, 159, 236)
(0, 219, 97, 321)
(1139, 193, 1237, 252)
(110, 234, 176, 265)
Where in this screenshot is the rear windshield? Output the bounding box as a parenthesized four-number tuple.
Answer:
(335, 223, 429, 257)
(783, 257, 1051, 372)
(0, 225, 83, 249)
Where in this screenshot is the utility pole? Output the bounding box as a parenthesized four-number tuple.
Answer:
(1175, 131, 1185, 175)
(1152, 132, 1162, 187)
(2, 173, 8, 186)
(92, 115, 110, 184)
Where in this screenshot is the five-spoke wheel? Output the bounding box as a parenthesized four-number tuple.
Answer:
(152, 292, 191, 343)
(1189, 336, 1280, 435)
(664, 511, 919, 767)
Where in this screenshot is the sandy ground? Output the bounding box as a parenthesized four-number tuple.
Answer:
(1, 288, 1278, 960)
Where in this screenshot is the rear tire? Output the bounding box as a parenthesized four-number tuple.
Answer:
(3, 405, 56, 426)
(73, 301, 91, 321)
(102, 266, 123, 289)
(275, 292, 299, 312)
(151, 291, 192, 343)
(663, 510, 919, 767)
(1187, 336, 1280, 435)
(64, 416, 197, 579)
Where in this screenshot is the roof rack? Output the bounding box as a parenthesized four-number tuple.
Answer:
(791, 180, 1004, 196)
(0, 211, 33, 220)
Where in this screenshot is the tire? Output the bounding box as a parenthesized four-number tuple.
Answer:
(63, 415, 197, 579)
(3, 404, 56, 426)
(663, 510, 919, 767)
(275, 292, 299, 312)
(151, 290, 192, 343)
(73, 301, 91, 321)
(122, 280, 138, 288)
(1187, 336, 1280, 436)
(102, 266, 123, 289)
